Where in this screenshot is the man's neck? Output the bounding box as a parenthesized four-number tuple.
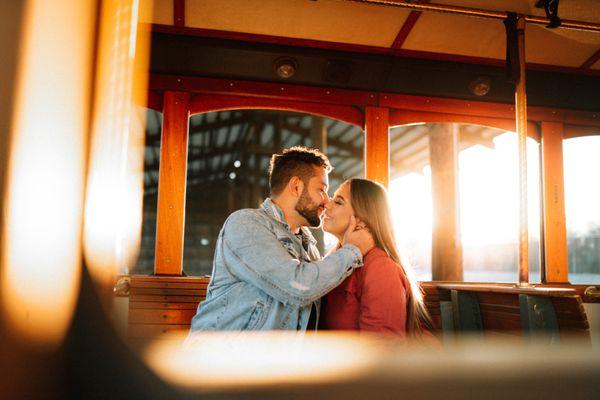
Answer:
(271, 197, 302, 234)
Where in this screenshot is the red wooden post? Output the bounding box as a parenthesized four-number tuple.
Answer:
(364, 106, 389, 187)
(541, 121, 569, 283)
(154, 91, 190, 275)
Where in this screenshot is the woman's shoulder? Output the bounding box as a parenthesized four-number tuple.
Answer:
(364, 247, 397, 267)
(362, 247, 409, 285)
(362, 247, 403, 276)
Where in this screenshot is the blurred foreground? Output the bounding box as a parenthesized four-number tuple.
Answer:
(1, 269, 599, 400)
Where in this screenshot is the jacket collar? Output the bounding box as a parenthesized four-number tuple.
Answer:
(261, 198, 317, 245)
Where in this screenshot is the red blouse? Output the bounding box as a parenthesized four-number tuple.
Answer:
(323, 247, 410, 335)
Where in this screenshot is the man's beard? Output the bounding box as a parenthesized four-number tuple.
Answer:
(295, 187, 322, 228)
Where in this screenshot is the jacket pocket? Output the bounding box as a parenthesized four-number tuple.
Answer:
(245, 302, 265, 330)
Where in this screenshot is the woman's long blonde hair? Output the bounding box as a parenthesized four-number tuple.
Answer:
(347, 178, 432, 336)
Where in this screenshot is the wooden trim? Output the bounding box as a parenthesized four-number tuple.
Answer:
(173, 0, 185, 27)
(391, 11, 423, 49)
(580, 48, 600, 69)
(435, 283, 575, 296)
(154, 91, 190, 275)
(147, 23, 600, 77)
(150, 75, 378, 107)
(382, 93, 600, 128)
(564, 124, 600, 139)
(389, 109, 542, 140)
(147, 90, 163, 111)
(364, 107, 389, 186)
(390, 0, 429, 50)
(540, 122, 569, 283)
(189, 93, 364, 127)
(149, 76, 600, 127)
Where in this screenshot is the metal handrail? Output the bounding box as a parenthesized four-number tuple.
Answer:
(344, 0, 600, 32)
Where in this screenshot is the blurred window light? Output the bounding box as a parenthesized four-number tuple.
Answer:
(83, 0, 151, 285)
(0, 0, 96, 347)
(563, 135, 600, 284)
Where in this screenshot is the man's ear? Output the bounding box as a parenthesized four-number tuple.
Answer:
(287, 176, 304, 197)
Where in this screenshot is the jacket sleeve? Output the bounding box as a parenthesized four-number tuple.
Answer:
(220, 210, 363, 307)
(358, 257, 408, 335)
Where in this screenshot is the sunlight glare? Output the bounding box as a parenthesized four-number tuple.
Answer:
(146, 332, 378, 389)
(0, 0, 95, 347)
(83, 0, 150, 285)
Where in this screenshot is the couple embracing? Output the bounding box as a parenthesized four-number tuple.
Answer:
(190, 146, 431, 337)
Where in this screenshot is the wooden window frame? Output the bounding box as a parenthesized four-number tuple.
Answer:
(148, 74, 600, 283)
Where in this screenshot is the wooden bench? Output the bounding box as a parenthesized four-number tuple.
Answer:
(122, 275, 209, 344)
(117, 277, 592, 344)
(422, 282, 592, 343)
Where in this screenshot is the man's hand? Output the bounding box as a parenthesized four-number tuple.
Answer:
(342, 216, 375, 255)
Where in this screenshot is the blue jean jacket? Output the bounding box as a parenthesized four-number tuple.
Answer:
(189, 198, 363, 332)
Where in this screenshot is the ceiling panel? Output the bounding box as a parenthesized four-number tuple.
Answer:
(184, 0, 411, 47)
(526, 25, 600, 66)
(402, 12, 506, 60)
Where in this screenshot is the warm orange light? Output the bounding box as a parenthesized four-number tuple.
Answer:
(146, 332, 379, 390)
(83, 0, 150, 285)
(0, 0, 96, 347)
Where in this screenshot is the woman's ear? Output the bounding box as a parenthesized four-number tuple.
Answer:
(355, 216, 366, 230)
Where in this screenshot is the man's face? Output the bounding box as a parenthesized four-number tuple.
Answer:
(295, 166, 329, 228)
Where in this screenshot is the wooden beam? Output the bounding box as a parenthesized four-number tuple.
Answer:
(148, 23, 600, 77)
(540, 121, 569, 283)
(154, 91, 190, 275)
(580, 48, 600, 69)
(390, 0, 429, 50)
(429, 123, 463, 281)
(174, 0, 185, 27)
(364, 107, 389, 187)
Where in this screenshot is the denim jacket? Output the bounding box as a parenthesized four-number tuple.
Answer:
(189, 198, 363, 332)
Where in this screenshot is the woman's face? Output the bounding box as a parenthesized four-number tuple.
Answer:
(322, 182, 354, 239)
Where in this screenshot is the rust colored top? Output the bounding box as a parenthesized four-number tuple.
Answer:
(323, 247, 410, 335)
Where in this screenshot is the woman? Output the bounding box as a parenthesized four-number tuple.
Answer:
(321, 178, 431, 336)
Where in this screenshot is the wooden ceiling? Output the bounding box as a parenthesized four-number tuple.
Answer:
(141, 0, 600, 71)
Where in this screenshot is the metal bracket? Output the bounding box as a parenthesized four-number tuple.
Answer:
(451, 290, 484, 335)
(519, 294, 560, 344)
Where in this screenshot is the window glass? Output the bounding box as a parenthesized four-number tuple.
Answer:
(183, 110, 364, 277)
(130, 107, 162, 274)
(564, 136, 600, 284)
(389, 123, 541, 282)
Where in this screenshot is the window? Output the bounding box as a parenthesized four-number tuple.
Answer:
(130, 107, 162, 274)
(389, 123, 541, 282)
(183, 110, 364, 276)
(563, 135, 600, 284)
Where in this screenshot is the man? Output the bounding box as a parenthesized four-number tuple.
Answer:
(189, 146, 373, 332)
